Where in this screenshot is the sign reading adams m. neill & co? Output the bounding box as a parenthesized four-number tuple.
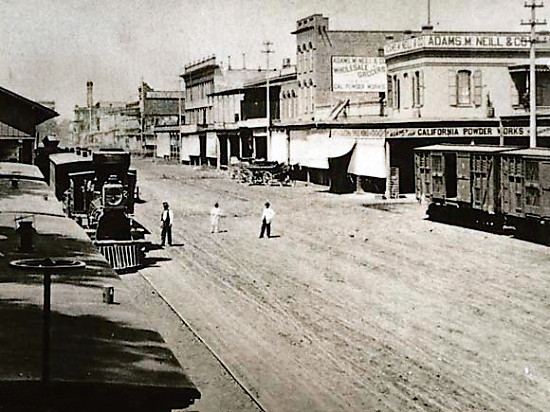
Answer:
(384, 34, 539, 57)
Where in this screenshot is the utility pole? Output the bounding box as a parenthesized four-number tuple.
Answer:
(262, 41, 274, 160)
(178, 76, 183, 162)
(140, 77, 145, 156)
(522, 1, 546, 148)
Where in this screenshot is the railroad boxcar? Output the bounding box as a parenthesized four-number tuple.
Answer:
(0, 162, 200, 411)
(415, 144, 550, 243)
(415, 144, 518, 229)
(499, 147, 550, 241)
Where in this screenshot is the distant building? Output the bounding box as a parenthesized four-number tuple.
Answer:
(207, 61, 297, 165)
(0, 85, 58, 163)
(71, 81, 183, 154)
(180, 56, 266, 165)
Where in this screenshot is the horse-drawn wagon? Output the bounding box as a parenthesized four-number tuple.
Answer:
(231, 158, 293, 186)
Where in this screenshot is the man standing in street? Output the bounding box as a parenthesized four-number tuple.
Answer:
(259, 202, 275, 238)
(160, 201, 174, 246)
(210, 202, 222, 233)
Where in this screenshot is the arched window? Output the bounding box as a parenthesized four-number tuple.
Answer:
(457, 70, 471, 105)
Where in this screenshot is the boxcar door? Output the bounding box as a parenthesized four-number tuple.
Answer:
(540, 161, 550, 212)
(414, 152, 432, 201)
(456, 153, 471, 203)
(524, 160, 542, 215)
(431, 152, 445, 199)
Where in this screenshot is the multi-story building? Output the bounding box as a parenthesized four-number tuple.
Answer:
(180, 56, 266, 165)
(209, 60, 297, 165)
(71, 82, 183, 154)
(381, 29, 550, 192)
(291, 14, 410, 122)
(272, 14, 550, 195)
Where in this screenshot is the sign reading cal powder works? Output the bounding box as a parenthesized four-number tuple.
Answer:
(332, 57, 387, 92)
(384, 34, 535, 57)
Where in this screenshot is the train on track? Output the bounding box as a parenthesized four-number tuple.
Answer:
(41, 147, 150, 271)
(415, 144, 550, 244)
(0, 161, 200, 411)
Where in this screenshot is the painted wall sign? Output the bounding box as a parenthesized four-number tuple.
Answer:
(331, 128, 386, 138)
(332, 57, 387, 92)
(387, 126, 550, 138)
(384, 34, 540, 57)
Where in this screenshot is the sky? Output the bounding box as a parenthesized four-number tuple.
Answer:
(0, 0, 547, 119)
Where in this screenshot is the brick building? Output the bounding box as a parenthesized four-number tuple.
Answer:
(271, 15, 550, 195)
(292, 14, 410, 122)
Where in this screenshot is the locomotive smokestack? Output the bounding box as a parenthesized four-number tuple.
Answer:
(87, 81, 94, 108)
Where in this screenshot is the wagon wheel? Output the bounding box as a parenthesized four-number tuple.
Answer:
(252, 171, 263, 185)
(241, 169, 253, 184)
(263, 171, 273, 185)
(281, 174, 291, 187)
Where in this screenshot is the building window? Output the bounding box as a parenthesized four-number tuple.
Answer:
(403, 73, 410, 108)
(450, 69, 482, 106)
(413, 70, 423, 107)
(457, 70, 471, 105)
(309, 80, 315, 113)
(393, 75, 400, 109)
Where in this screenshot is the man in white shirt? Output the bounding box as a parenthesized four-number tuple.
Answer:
(210, 202, 222, 233)
(259, 202, 275, 238)
(160, 201, 174, 246)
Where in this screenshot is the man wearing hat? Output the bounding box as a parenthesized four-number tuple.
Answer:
(160, 201, 174, 246)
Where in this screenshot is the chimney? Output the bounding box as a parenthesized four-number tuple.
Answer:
(242, 53, 246, 69)
(86, 81, 94, 107)
(282, 58, 291, 68)
(422, 24, 434, 34)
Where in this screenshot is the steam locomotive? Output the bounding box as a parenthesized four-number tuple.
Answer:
(415, 143, 550, 244)
(47, 148, 150, 271)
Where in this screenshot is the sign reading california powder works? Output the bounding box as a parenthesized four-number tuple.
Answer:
(386, 126, 550, 138)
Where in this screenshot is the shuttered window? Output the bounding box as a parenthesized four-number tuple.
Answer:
(449, 69, 458, 106)
(457, 70, 471, 105)
(413, 70, 424, 107)
(450, 69, 483, 106)
(473, 70, 482, 106)
(393, 76, 400, 110)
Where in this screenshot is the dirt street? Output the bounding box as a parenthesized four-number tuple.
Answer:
(132, 157, 550, 412)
